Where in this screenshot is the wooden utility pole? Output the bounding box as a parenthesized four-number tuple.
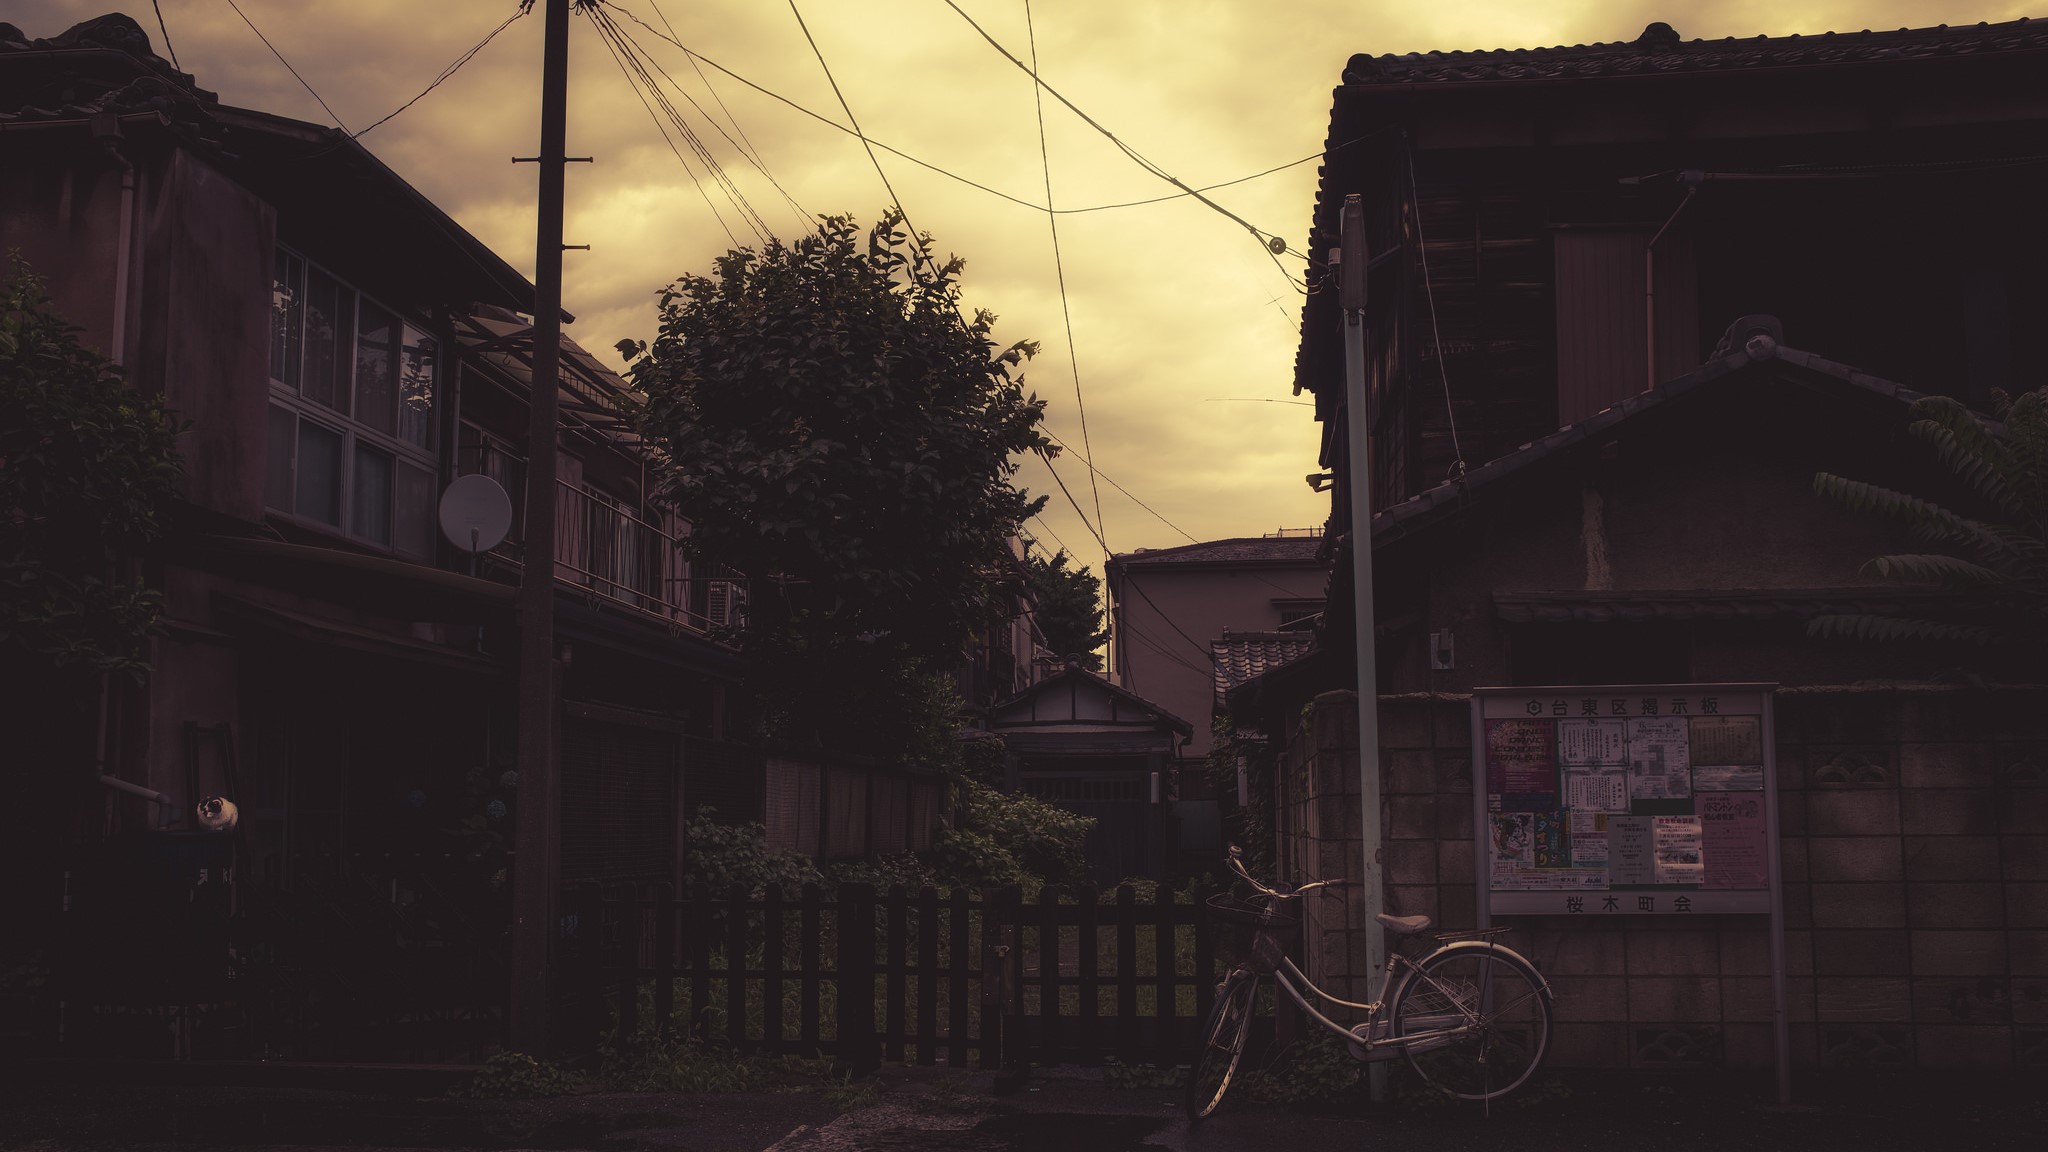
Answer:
(509, 0, 571, 1055)
(1339, 194, 1389, 1103)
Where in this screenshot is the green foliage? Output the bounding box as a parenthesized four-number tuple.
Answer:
(1240, 1029, 1362, 1105)
(1102, 1057, 1185, 1088)
(1207, 716, 1274, 881)
(1811, 388, 2048, 653)
(824, 852, 940, 892)
(958, 731, 1007, 788)
(0, 258, 182, 677)
(933, 778, 1093, 890)
(1025, 547, 1107, 671)
(623, 212, 1053, 750)
(594, 1035, 786, 1094)
(459, 1051, 579, 1098)
(682, 810, 824, 896)
(819, 1070, 882, 1113)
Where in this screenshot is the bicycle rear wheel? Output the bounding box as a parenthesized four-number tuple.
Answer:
(1186, 971, 1256, 1120)
(1390, 943, 1552, 1101)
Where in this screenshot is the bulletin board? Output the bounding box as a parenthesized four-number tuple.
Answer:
(1469, 683, 1782, 916)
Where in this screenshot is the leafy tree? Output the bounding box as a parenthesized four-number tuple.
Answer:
(1810, 388, 2045, 652)
(622, 213, 1052, 749)
(1025, 546, 1107, 671)
(0, 259, 182, 677)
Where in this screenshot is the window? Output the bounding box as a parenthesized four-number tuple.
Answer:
(266, 246, 439, 558)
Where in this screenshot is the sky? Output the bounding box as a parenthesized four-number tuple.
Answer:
(8, 0, 2031, 586)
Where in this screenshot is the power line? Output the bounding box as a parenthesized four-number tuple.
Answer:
(594, 4, 805, 234)
(352, 7, 529, 141)
(1042, 430, 1196, 546)
(586, 8, 745, 246)
(150, 0, 180, 71)
(599, 2, 1355, 222)
(939, 0, 1297, 269)
(1405, 133, 1468, 479)
(589, 5, 775, 244)
(647, 0, 811, 226)
(224, 0, 351, 133)
(1024, 0, 1106, 557)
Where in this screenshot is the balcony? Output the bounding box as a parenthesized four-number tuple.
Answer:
(460, 436, 742, 638)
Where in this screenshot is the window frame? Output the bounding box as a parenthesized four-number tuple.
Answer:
(266, 246, 441, 559)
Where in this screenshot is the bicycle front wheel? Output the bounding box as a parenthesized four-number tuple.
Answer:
(1390, 943, 1552, 1101)
(1186, 970, 1256, 1120)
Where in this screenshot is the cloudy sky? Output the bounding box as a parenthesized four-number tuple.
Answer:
(10, 0, 2027, 583)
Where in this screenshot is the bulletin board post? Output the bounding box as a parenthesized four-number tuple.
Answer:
(1469, 683, 1789, 1105)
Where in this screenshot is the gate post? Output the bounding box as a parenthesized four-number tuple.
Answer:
(834, 882, 878, 1075)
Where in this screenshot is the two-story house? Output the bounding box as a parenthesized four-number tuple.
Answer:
(2, 14, 750, 1059)
(1233, 18, 2048, 1072)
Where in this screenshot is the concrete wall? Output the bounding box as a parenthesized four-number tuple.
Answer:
(0, 130, 272, 523)
(1282, 690, 2048, 1069)
(1116, 561, 1326, 758)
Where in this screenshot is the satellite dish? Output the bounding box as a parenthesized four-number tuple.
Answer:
(439, 474, 513, 554)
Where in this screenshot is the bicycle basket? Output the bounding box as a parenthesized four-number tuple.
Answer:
(1205, 891, 1299, 971)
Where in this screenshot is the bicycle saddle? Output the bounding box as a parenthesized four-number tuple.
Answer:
(1376, 912, 1432, 935)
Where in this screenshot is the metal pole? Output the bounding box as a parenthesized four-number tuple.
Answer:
(1340, 194, 1389, 1104)
(1762, 690, 1792, 1106)
(509, 0, 571, 1055)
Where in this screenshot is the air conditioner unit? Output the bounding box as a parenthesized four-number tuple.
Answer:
(703, 579, 747, 629)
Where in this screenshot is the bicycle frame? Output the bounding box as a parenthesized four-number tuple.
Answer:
(1256, 937, 1540, 1063)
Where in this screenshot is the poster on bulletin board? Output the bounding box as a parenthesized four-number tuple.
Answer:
(1470, 684, 1781, 916)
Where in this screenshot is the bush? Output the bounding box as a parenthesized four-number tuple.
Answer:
(682, 811, 822, 896)
(932, 779, 1092, 891)
(459, 1051, 578, 1098)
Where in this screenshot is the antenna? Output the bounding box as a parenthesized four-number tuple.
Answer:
(439, 474, 514, 554)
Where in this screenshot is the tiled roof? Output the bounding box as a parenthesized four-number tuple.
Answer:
(1, 14, 219, 137)
(1493, 589, 1964, 624)
(1212, 631, 1317, 709)
(1112, 536, 1324, 568)
(1369, 315, 1938, 545)
(990, 666, 1194, 736)
(1344, 18, 2048, 86)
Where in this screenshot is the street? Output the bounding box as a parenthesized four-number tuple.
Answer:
(3, 1065, 2042, 1152)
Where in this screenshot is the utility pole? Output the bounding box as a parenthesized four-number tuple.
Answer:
(509, 0, 572, 1055)
(1339, 194, 1388, 1104)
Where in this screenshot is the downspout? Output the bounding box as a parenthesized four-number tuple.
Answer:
(1643, 182, 1698, 391)
(90, 115, 138, 367)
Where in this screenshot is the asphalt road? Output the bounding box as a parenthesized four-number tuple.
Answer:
(3, 1065, 2042, 1151)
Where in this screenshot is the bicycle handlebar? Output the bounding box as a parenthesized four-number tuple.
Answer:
(1225, 845, 1349, 901)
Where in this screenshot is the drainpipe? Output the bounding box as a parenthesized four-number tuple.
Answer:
(1643, 183, 1698, 391)
(90, 115, 138, 367)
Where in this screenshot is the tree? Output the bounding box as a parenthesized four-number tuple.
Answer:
(622, 213, 1052, 748)
(1, 259, 182, 678)
(1810, 388, 2046, 656)
(1025, 546, 1107, 671)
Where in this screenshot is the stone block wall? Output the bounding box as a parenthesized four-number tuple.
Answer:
(1279, 687, 2048, 1069)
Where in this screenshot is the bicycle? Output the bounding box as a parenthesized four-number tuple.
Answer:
(1187, 846, 1553, 1119)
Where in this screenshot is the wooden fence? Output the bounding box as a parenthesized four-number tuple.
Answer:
(561, 881, 1299, 1071)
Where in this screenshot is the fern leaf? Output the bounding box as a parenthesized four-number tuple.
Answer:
(1908, 396, 2026, 516)
(1997, 388, 2048, 521)
(1812, 475, 2016, 557)
(1859, 553, 2009, 589)
(1806, 613, 2003, 646)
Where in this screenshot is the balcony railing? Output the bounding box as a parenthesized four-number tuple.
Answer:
(552, 479, 698, 626)
(460, 437, 741, 637)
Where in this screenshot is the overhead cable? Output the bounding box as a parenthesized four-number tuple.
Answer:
(1024, 0, 1107, 556)
(647, 0, 812, 226)
(599, 2, 1362, 222)
(224, 0, 352, 133)
(938, 0, 1298, 270)
(585, 8, 747, 245)
(594, 5, 805, 234)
